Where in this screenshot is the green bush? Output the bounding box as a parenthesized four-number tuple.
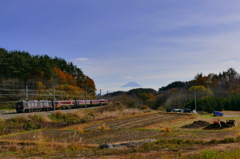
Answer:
(48, 111, 81, 124)
(137, 142, 162, 152)
(220, 137, 235, 143)
(0, 116, 42, 135)
(28, 114, 45, 123)
(0, 103, 15, 110)
(23, 122, 39, 130)
(185, 149, 240, 159)
(208, 139, 218, 144)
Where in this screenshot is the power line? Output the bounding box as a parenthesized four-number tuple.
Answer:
(0, 101, 19, 104)
(0, 83, 36, 88)
(0, 88, 87, 93)
(0, 86, 96, 103)
(0, 88, 25, 91)
(0, 94, 24, 96)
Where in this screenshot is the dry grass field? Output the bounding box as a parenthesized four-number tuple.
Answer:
(0, 107, 240, 158)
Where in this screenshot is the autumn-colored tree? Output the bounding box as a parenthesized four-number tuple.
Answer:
(35, 81, 44, 89)
(189, 85, 213, 111)
(83, 76, 96, 96)
(193, 73, 209, 86)
(139, 93, 155, 104)
(165, 88, 193, 109)
(53, 67, 67, 83)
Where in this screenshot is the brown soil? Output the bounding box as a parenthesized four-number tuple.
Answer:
(181, 120, 210, 129)
(85, 112, 191, 130)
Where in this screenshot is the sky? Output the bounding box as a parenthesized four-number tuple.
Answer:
(1, 0, 240, 94)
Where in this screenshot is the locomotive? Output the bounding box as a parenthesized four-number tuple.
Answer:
(16, 99, 108, 113)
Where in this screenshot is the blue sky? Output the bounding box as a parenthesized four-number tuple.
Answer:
(1, 0, 240, 93)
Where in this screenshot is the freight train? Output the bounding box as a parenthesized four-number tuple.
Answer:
(16, 99, 108, 113)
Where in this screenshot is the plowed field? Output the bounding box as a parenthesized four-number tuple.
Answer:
(1, 112, 191, 145)
(85, 112, 191, 130)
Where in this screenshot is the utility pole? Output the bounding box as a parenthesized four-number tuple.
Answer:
(82, 75, 87, 108)
(107, 90, 110, 105)
(53, 89, 56, 111)
(26, 86, 28, 100)
(194, 91, 197, 113)
(100, 89, 102, 106)
(85, 91, 87, 108)
(53, 89, 55, 101)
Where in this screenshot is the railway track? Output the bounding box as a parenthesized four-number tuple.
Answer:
(0, 106, 97, 119)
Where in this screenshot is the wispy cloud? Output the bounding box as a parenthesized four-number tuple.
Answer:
(76, 58, 89, 61)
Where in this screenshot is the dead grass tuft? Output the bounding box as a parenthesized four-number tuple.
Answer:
(97, 123, 110, 130)
(95, 110, 122, 120)
(72, 110, 85, 118)
(160, 127, 172, 132)
(41, 114, 52, 122)
(122, 109, 143, 116)
(236, 132, 240, 136)
(76, 127, 84, 134)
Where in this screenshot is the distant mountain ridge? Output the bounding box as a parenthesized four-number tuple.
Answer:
(121, 81, 141, 88)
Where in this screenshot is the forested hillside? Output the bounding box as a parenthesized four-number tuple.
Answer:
(0, 48, 96, 102)
(108, 68, 240, 112)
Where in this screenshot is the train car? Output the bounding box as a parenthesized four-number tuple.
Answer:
(54, 100, 75, 109)
(100, 99, 108, 105)
(16, 99, 108, 113)
(90, 99, 101, 106)
(16, 100, 52, 113)
(76, 99, 108, 107)
(75, 100, 90, 107)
